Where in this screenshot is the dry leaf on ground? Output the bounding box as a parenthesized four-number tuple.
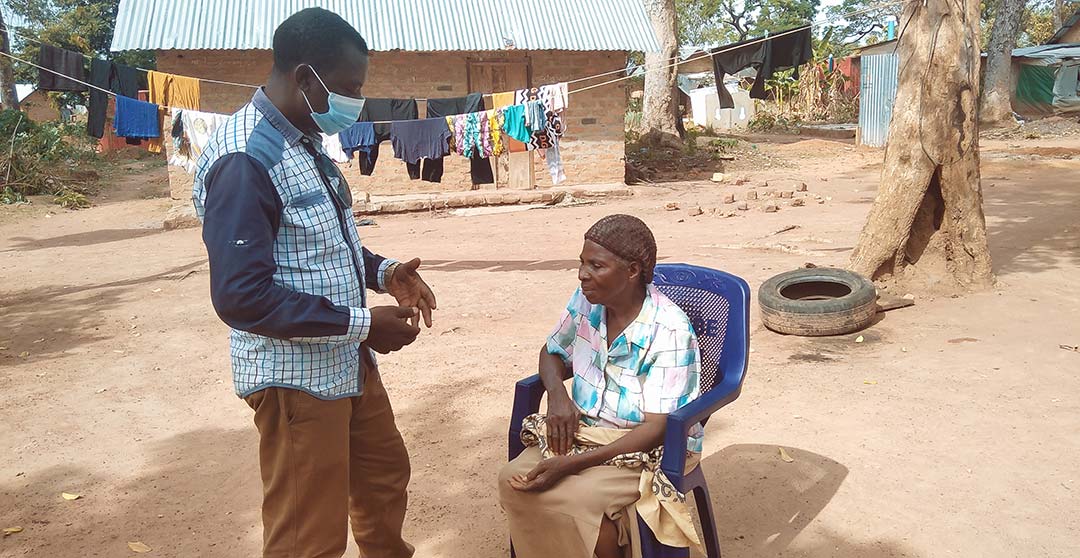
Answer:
(128, 541, 152, 553)
(61, 492, 81, 501)
(3, 526, 23, 536)
(778, 447, 795, 463)
(855, 336, 865, 343)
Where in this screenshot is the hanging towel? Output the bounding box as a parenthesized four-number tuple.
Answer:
(114, 96, 161, 139)
(88, 59, 147, 138)
(37, 45, 87, 92)
(390, 118, 451, 181)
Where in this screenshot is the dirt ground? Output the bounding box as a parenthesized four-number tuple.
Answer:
(1, 135, 1078, 558)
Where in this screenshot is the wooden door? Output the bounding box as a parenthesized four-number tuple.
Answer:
(468, 60, 534, 189)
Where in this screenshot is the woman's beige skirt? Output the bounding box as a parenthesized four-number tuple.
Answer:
(498, 446, 649, 558)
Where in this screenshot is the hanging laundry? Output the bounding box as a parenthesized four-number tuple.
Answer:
(146, 71, 201, 153)
(182, 110, 230, 158)
(37, 45, 87, 92)
(88, 59, 147, 138)
(492, 91, 528, 154)
(425, 93, 493, 185)
(486, 109, 506, 158)
(514, 83, 570, 113)
(389, 118, 451, 182)
(147, 71, 201, 110)
(339, 121, 377, 160)
(322, 132, 350, 164)
(114, 96, 161, 139)
(710, 26, 812, 108)
(500, 104, 532, 144)
(359, 98, 419, 177)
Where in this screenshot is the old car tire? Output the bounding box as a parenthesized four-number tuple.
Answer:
(759, 268, 878, 336)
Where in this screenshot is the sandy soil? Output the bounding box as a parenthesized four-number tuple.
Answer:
(1, 136, 1078, 558)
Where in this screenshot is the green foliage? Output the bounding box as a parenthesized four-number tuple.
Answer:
(677, 0, 822, 46)
(826, 0, 901, 47)
(0, 109, 99, 206)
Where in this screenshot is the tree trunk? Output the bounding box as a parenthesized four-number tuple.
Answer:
(0, 10, 19, 111)
(850, 0, 993, 292)
(1054, 0, 1065, 30)
(641, 0, 680, 141)
(981, 0, 1024, 126)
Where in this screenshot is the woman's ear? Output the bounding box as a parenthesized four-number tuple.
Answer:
(627, 260, 642, 283)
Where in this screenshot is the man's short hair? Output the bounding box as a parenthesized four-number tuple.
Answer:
(272, 7, 369, 73)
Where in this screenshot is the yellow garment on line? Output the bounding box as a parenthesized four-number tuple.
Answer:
(487, 109, 505, 157)
(492, 91, 526, 154)
(147, 71, 201, 153)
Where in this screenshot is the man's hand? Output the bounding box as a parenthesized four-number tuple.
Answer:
(387, 258, 437, 328)
(546, 393, 581, 456)
(508, 455, 576, 492)
(367, 306, 421, 354)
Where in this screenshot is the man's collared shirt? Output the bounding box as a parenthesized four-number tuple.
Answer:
(193, 88, 394, 400)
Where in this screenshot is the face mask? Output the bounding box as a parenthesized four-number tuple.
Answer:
(300, 65, 365, 135)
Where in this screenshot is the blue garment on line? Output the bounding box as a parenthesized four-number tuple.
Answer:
(113, 95, 161, 139)
(338, 122, 377, 159)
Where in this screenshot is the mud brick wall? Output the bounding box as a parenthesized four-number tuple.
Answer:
(157, 49, 628, 196)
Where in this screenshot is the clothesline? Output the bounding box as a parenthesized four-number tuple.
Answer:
(0, 0, 908, 102)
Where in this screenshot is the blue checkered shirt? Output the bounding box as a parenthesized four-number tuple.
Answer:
(193, 88, 395, 400)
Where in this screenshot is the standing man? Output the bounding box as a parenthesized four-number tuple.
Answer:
(193, 8, 434, 558)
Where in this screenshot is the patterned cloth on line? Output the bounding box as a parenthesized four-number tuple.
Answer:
(546, 284, 704, 452)
(518, 413, 702, 552)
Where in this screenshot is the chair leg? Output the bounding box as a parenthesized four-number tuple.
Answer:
(637, 516, 690, 558)
(693, 485, 722, 558)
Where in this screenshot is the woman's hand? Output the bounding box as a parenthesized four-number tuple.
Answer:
(546, 394, 581, 456)
(508, 456, 576, 492)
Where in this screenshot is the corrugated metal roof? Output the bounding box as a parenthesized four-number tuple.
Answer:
(110, 0, 660, 53)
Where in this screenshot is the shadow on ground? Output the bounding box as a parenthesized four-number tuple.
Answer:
(0, 259, 206, 368)
(4, 228, 166, 252)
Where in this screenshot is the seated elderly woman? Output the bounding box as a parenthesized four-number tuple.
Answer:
(498, 214, 704, 558)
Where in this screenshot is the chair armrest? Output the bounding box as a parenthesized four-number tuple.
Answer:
(659, 372, 745, 491)
(508, 374, 546, 460)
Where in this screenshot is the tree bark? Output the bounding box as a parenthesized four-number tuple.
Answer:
(0, 10, 19, 111)
(981, 0, 1023, 126)
(850, 0, 993, 292)
(1054, 0, 1065, 30)
(641, 0, 680, 140)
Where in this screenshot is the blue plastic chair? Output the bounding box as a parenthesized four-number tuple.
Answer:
(507, 263, 751, 558)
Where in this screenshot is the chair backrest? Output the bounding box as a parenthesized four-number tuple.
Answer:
(653, 263, 751, 394)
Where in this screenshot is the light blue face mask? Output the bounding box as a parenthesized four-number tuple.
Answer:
(300, 65, 365, 135)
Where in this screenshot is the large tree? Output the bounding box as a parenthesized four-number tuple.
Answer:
(641, 0, 681, 141)
(981, 0, 1025, 126)
(850, 0, 992, 291)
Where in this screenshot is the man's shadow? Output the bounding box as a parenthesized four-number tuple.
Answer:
(698, 443, 848, 555)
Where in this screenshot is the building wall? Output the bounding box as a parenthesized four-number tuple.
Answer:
(157, 49, 628, 196)
(20, 90, 60, 122)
